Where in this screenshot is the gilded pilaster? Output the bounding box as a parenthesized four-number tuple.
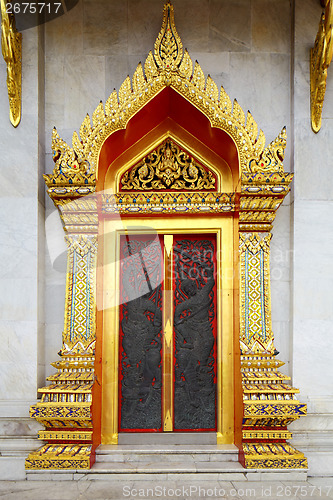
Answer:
(26, 198, 98, 470)
(239, 232, 307, 469)
(239, 233, 273, 354)
(62, 234, 97, 355)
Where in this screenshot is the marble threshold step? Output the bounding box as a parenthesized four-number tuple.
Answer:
(91, 460, 245, 474)
(96, 444, 239, 463)
(118, 432, 217, 445)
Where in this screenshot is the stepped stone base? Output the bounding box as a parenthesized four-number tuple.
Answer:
(97, 444, 238, 462)
(25, 442, 308, 481)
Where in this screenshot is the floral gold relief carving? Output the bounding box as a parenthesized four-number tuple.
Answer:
(120, 139, 216, 191)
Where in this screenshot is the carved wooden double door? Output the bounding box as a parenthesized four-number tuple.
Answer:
(119, 232, 217, 432)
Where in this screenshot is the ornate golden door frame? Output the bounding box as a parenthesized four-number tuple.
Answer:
(99, 124, 238, 443)
(101, 216, 235, 444)
(26, 1, 307, 471)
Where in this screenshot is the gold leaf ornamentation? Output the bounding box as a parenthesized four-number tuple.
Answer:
(206, 75, 219, 102)
(243, 443, 308, 469)
(233, 99, 246, 126)
(92, 101, 105, 128)
(105, 91, 119, 116)
(118, 76, 132, 106)
(246, 111, 258, 144)
(1, 0, 22, 127)
(179, 49, 193, 79)
(49, 146, 90, 179)
(192, 61, 205, 91)
(250, 127, 287, 173)
(102, 192, 235, 216)
(239, 233, 273, 352)
(25, 444, 92, 470)
(63, 234, 97, 346)
(144, 51, 158, 80)
(253, 129, 266, 159)
(80, 114, 92, 143)
(154, 1, 183, 71)
(132, 62, 146, 93)
(46, 2, 288, 191)
(72, 131, 83, 157)
(50, 128, 78, 176)
(219, 86, 232, 114)
(52, 127, 71, 158)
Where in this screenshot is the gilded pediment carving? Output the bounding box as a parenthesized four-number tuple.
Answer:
(120, 138, 216, 192)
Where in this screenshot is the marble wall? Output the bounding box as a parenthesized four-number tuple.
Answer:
(289, 0, 333, 476)
(0, 24, 45, 478)
(292, 0, 333, 403)
(0, 26, 44, 403)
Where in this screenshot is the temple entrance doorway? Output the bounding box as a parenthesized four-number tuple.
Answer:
(118, 232, 217, 433)
(98, 90, 239, 446)
(25, 1, 307, 471)
(102, 215, 235, 445)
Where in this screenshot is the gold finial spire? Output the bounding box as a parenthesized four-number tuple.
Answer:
(154, 1, 183, 71)
(1, 0, 22, 127)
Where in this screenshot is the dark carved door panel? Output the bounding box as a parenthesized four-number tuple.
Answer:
(119, 233, 217, 432)
(173, 235, 217, 431)
(119, 234, 163, 431)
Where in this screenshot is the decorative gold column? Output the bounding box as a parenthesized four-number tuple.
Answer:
(238, 162, 307, 468)
(26, 187, 98, 469)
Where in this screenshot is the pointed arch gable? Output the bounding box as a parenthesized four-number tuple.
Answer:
(45, 3, 288, 199)
(98, 87, 238, 194)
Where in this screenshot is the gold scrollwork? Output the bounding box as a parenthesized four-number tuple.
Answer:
(120, 138, 216, 191)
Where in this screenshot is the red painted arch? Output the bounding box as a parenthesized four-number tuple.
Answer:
(97, 86, 240, 192)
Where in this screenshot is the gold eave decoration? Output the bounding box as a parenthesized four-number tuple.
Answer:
(45, 0, 288, 198)
(1, 0, 22, 127)
(310, 0, 333, 133)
